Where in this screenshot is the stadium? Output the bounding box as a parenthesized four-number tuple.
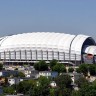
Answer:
(0, 32, 96, 65)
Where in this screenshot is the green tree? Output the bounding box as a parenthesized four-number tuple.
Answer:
(30, 76, 50, 96)
(49, 59, 58, 69)
(60, 64, 66, 73)
(38, 76, 50, 87)
(78, 64, 96, 76)
(76, 68, 81, 73)
(88, 64, 96, 75)
(17, 80, 35, 94)
(68, 67, 74, 72)
(58, 88, 71, 96)
(78, 64, 88, 76)
(75, 77, 89, 88)
(52, 64, 60, 73)
(73, 79, 96, 96)
(79, 85, 96, 96)
(52, 64, 66, 73)
(71, 90, 81, 96)
(55, 75, 72, 89)
(92, 80, 96, 89)
(30, 85, 41, 96)
(85, 88, 96, 96)
(3, 86, 15, 95)
(50, 88, 56, 96)
(17, 72, 25, 78)
(34, 60, 48, 71)
(0, 63, 3, 70)
(50, 88, 60, 96)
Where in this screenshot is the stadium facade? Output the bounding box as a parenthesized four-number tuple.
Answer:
(0, 32, 96, 65)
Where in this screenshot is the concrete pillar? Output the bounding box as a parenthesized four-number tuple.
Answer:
(30, 50, 32, 61)
(75, 54, 76, 65)
(69, 52, 71, 62)
(14, 51, 16, 60)
(64, 52, 65, 61)
(58, 51, 59, 61)
(47, 51, 48, 61)
(9, 51, 11, 61)
(20, 50, 21, 61)
(25, 50, 27, 62)
(41, 50, 43, 60)
(36, 50, 37, 61)
(4, 51, 6, 61)
(52, 51, 54, 60)
(0, 52, 1, 60)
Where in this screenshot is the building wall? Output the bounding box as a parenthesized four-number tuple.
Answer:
(0, 50, 81, 63)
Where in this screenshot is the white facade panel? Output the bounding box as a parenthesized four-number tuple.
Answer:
(16, 51, 20, 60)
(1, 52, 4, 59)
(59, 52, 64, 60)
(5, 51, 10, 60)
(42, 51, 47, 60)
(21, 50, 26, 60)
(32, 50, 36, 60)
(48, 51, 53, 60)
(10, 51, 15, 60)
(26, 51, 31, 60)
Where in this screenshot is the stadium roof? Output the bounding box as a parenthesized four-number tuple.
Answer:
(84, 46, 96, 55)
(0, 32, 95, 55)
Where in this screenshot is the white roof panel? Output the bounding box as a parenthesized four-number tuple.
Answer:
(0, 32, 95, 55)
(84, 46, 96, 55)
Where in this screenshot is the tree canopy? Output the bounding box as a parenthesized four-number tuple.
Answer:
(34, 60, 48, 71)
(68, 67, 74, 72)
(17, 72, 25, 78)
(49, 60, 66, 73)
(55, 75, 72, 89)
(52, 63, 66, 73)
(49, 59, 58, 69)
(75, 77, 89, 88)
(0, 63, 3, 70)
(77, 64, 96, 76)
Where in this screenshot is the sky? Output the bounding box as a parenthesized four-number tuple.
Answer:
(0, 0, 96, 40)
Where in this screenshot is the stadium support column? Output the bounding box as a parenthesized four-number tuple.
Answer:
(30, 50, 32, 62)
(20, 50, 21, 61)
(52, 51, 54, 60)
(75, 54, 76, 66)
(58, 51, 59, 61)
(0, 52, 1, 61)
(36, 50, 37, 61)
(25, 50, 27, 62)
(63, 52, 65, 62)
(9, 51, 11, 62)
(14, 51, 16, 61)
(69, 52, 71, 63)
(81, 54, 83, 64)
(4, 51, 6, 63)
(47, 51, 48, 61)
(41, 50, 43, 60)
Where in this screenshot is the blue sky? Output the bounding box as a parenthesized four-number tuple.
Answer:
(0, 0, 96, 40)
